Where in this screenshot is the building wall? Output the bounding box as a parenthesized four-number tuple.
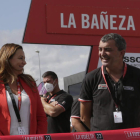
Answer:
(64, 71, 85, 99)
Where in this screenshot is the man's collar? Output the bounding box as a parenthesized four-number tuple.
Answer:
(102, 62, 127, 77)
(50, 89, 62, 96)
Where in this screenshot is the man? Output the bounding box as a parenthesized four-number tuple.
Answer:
(71, 97, 90, 132)
(41, 71, 73, 133)
(79, 33, 140, 131)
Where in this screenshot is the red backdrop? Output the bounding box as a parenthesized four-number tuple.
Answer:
(23, 0, 140, 72)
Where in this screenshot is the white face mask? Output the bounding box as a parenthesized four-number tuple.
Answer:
(45, 80, 56, 93)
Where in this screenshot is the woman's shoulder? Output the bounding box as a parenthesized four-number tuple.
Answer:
(19, 74, 38, 92)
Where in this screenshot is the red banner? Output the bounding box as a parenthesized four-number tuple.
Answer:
(46, 5, 139, 37)
(0, 128, 140, 140)
(23, 0, 140, 46)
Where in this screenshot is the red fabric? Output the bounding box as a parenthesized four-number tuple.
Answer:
(1, 127, 140, 140)
(0, 79, 47, 135)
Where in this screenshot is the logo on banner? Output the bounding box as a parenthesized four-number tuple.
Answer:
(73, 134, 95, 140)
(124, 56, 140, 63)
(95, 133, 104, 139)
(22, 136, 44, 140)
(123, 53, 140, 69)
(61, 11, 135, 31)
(44, 135, 52, 140)
(125, 131, 140, 138)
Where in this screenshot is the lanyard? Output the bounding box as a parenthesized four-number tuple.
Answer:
(5, 79, 22, 124)
(17, 79, 21, 111)
(48, 94, 57, 103)
(47, 90, 63, 103)
(101, 63, 127, 111)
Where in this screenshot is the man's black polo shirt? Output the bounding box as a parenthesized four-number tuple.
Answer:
(46, 90, 73, 133)
(79, 63, 140, 131)
(103, 66, 124, 110)
(71, 97, 80, 120)
(71, 97, 90, 132)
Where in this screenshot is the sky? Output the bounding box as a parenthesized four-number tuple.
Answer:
(0, 0, 91, 89)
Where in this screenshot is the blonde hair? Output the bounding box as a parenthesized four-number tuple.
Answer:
(0, 43, 36, 89)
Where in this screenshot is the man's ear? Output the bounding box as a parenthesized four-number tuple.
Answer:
(55, 78, 58, 83)
(120, 50, 125, 59)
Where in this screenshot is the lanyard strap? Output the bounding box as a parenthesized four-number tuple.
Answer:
(17, 79, 21, 111)
(48, 94, 57, 103)
(80, 120, 90, 131)
(101, 66, 121, 111)
(5, 81, 22, 123)
(47, 90, 62, 103)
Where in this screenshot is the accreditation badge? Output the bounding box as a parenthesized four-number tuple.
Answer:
(113, 111, 123, 123)
(18, 126, 26, 135)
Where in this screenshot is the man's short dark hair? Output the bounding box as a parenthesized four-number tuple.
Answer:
(101, 33, 126, 51)
(42, 71, 58, 80)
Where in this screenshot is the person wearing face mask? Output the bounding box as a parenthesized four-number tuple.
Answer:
(41, 71, 73, 134)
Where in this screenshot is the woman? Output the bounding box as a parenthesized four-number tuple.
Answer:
(0, 43, 47, 135)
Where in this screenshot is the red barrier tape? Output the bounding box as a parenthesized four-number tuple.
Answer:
(0, 127, 140, 140)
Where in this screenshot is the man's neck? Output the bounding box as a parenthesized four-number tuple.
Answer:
(106, 62, 124, 74)
(50, 88, 60, 96)
(106, 62, 124, 82)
